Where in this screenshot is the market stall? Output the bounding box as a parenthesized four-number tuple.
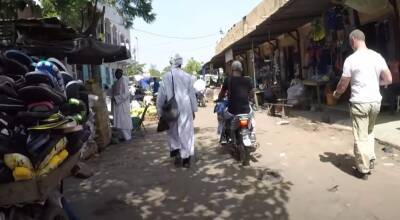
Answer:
(0, 49, 91, 219)
(0, 17, 131, 219)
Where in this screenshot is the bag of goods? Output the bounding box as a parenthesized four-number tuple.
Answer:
(287, 79, 305, 106)
(4, 153, 34, 170)
(131, 107, 145, 118)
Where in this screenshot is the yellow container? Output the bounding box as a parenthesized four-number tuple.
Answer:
(58, 150, 69, 162)
(13, 167, 34, 181)
(37, 150, 69, 177)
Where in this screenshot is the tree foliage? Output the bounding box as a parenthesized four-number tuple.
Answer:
(149, 64, 161, 78)
(102, 0, 155, 28)
(162, 65, 171, 74)
(40, 0, 155, 30)
(184, 57, 202, 75)
(126, 61, 145, 76)
(41, 0, 88, 29)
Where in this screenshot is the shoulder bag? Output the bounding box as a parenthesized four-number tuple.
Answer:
(161, 71, 180, 122)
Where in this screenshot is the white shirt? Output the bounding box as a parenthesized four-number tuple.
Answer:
(193, 79, 206, 93)
(342, 48, 389, 103)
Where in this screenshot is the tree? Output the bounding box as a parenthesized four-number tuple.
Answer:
(126, 61, 146, 76)
(40, 0, 156, 30)
(184, 58, 202, 75)
(149, 64, 161, 78)
(102, 0, 156, 28)
(162, 65, 171, 74)
(41, 0, 88, 29)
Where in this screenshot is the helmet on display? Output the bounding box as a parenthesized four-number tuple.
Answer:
(35, 61, 65, 94)
(35, 61, 59, 78)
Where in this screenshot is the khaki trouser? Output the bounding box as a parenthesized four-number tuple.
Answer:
(350, 102, 381, 174)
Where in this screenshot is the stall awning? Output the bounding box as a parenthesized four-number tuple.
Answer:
(3, 17, 131, 64)
(18, 37, 131, 64)
(211, 0, 333, 66)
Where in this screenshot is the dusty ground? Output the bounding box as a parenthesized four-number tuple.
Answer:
(65, 105, 400, 220)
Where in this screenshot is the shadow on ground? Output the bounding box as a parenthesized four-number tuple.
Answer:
(65, 126, 291, 220)
(319, 152, 356, 177)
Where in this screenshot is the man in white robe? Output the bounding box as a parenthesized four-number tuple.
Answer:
(112, 69, 133, 141)
(157, 54, 198, 168)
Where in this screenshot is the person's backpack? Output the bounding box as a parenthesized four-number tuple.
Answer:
(161, 72, 179, 122)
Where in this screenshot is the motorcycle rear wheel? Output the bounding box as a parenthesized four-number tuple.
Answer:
(238, 144, 250, 166)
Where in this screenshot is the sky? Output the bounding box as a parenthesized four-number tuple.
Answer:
(130, 0, 261, 71)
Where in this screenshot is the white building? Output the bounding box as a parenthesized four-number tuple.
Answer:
(99, 3, 133, 88)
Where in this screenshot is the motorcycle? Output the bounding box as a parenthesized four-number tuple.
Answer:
(196, 90, 207, 107)
(218, 104, 257, 166)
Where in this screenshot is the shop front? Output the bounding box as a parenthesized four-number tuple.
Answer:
(211, 0, 400, 114)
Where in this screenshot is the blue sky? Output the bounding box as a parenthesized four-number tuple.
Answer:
(130, 0, 261, 71)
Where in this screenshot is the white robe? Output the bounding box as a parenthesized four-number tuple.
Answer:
(157, 68, 198, 159)
(112, 75, 133, 140)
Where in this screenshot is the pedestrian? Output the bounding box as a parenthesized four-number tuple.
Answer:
(333, 29, 392, 179)
(156, 54, 198, 168)
(111, 69, 133, 142)
(153, 77, 160, 95)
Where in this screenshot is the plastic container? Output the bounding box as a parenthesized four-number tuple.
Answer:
(13, 167, 34, 181)
(326, 93, 337, 106)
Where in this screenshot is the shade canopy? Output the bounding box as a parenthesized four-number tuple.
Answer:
(6, 17, 130, 64)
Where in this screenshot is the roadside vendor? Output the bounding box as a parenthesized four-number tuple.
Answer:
(111, 69, 133, 142)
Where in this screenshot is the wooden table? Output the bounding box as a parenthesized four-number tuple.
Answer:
(253, 90, 263, 108)
(303, 80, 328, 110)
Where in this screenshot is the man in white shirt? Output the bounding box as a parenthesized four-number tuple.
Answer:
(334, 29, 392, 180)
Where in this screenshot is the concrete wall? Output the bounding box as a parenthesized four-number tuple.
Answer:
(216, 0, 289, 55)
(98, 3, 132, 88)
(100, 3, 130, 45)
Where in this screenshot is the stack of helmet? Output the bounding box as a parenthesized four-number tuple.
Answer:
(0, 49, 91, 183)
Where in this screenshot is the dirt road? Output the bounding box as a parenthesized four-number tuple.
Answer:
(65, 106, 400, 220)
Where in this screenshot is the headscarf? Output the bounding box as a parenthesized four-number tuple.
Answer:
(173, 54, 183, 68)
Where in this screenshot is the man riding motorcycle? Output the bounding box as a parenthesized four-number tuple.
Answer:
(217, 60, 256, 165)
(194, 76, 207, 107)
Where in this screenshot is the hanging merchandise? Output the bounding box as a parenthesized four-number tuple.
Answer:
(310, 19, 326, 42)
(0, 49, 92, 183)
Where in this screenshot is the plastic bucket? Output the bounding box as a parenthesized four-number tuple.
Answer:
(326, 93, 337, 106)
